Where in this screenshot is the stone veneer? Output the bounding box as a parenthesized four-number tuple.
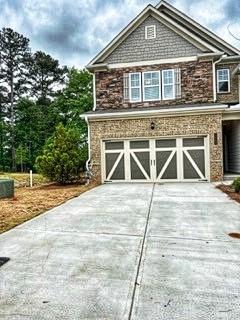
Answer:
(95, 60, 214, 110)
(89, 113, 223, 182)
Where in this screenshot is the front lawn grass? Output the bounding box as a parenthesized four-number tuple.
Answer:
(0, 172, 49, 187)
(0, 181, 99, 234)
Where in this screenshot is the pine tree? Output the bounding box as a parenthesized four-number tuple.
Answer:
(28, 51, 68, 102)
(0, 28, 31, 171)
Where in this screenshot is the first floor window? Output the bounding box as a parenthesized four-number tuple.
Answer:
(143, 71, 160, 101)
(129, 73, 141, 102)
(217, 69, 230, 93)
(162, 69, 175, 100)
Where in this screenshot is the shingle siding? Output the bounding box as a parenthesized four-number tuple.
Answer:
(104, 16, 203, 64)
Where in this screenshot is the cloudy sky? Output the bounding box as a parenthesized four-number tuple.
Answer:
(0, 0, 239, 68)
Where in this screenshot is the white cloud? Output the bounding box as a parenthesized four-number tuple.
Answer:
(0, 0, 239, 68)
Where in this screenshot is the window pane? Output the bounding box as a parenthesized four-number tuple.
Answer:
(131, 88, 140, 101)
(163, 70, 173, 84)
(219, 81, 229, 92)
(144, 72, 159, 86)
(130, 140, 149, 149)
(156, 139, 176, 148)
(218, 69, 228, 81)
(163, 84, 174, 99)
(144, 86, 159, 100)
(105, 141, 124, 150)
(130, 74, 140, 87)
(183, 138, 204, 147)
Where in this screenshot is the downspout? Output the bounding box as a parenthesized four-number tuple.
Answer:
(85, 116, 92, 184)
(212, 55, 224, 102)
(93, 73, 96, 111)
(84, 71, 96, 183)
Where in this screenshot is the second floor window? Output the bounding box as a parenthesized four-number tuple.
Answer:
(125, 68, 181, 103)
(162, 69, 175, 100)
(143, 71, 161, 101)
(217, 69, 230, 93)
(130, 73, 141, 102)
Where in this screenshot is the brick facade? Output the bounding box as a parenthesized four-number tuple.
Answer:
(89, 113, 223, 182)
(96, 60, 214, 110)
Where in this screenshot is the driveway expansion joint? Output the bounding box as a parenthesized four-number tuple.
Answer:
(128, 183, 155, 320)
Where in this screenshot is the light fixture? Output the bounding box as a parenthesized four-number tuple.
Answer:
(150, 121, 155, 130)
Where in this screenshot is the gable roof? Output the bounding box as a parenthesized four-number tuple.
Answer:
(88, 5, 220, 67)
(87, 2, 240, 69)
(156, 0, 240, 56)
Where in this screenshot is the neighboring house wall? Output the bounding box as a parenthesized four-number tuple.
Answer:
(216, 63, 239, 104)
(104, 16, 203, 64)
(95, 60, 214, 110)
(227, 121, 240, 173)
(89, 113, 223, 182)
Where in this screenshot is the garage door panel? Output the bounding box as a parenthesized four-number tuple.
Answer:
(188, 149, 205, 176)
(105, 153, 125, 180)
(130, 153, 150, 180)
(105, 153, 120, 177)
(161, 153, 177, 179)
(183, 153, 201, 179)
(133, 152, 151, 177)
(183, 150, 206, 180)
(110, 155, 125, 180)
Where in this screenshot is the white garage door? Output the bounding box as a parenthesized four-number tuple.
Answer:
(103, 137, 209, 182)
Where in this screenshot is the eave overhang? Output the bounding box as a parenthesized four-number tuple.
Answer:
(81, 104, 228, 121)
(156, 1, 240, 56)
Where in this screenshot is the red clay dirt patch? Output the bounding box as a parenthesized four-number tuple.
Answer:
(228, 233, 240, 239)
(217, 184, 240, 204)
(0, 181, 99, 234)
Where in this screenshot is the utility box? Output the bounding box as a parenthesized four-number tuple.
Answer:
(0, 179, 14, 199)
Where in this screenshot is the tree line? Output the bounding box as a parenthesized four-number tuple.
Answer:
(0, 27, 92, 173)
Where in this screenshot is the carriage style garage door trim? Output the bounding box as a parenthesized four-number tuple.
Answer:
(102, 136, 209, 183)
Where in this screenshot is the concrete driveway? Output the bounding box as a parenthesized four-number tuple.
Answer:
(0, 183, 240, 319)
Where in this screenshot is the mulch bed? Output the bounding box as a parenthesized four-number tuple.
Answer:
(217, 184, 240, 204)
(217, 184, 240, 239)
(0, 181, 99, 234)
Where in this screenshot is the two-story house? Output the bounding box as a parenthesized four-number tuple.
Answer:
(81, 0, 240, 183)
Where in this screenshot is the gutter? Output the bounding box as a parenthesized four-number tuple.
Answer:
(220, 56, 240, 63)
(81, 104, 228, 121)
(224, 105, 240, 113)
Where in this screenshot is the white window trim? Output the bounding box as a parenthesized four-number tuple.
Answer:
(162, 69, 175, 100)
(142, 71, 161, 102)
(145, 25, 156, 40)
(129, 72, 142, 103)
(217, 68, 230, 93)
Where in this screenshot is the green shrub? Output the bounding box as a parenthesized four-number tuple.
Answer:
(36, 124, 87, 184)
(232, 177, 240, 193)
